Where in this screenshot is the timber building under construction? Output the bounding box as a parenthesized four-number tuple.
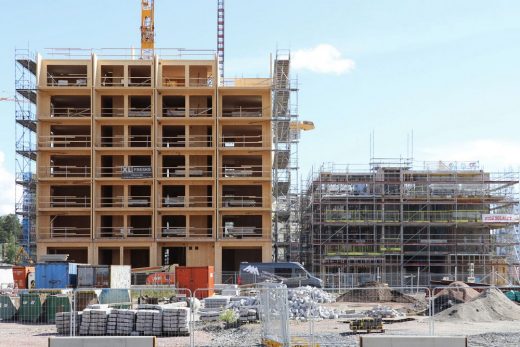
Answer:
(12, 48, 304, 282)
(301, 159, 520, 287)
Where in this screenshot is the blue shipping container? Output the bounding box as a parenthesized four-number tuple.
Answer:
(35, 263, 78, 289)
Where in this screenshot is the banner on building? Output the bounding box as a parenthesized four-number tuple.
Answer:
(121, 166, 152, 179)
(482, 214, 520, 223)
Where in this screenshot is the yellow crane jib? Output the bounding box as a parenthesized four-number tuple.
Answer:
(140, 0, 155, 58)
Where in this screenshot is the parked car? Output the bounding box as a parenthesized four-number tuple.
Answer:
(238, 262, 322, 288)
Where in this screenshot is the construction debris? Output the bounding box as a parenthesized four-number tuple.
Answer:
(288, 286, 340, 320)
(431, 281, 480, 313)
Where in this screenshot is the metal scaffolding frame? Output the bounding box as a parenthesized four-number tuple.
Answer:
(272, 50, 300, 261)
(15, 48, 38, 258)
(301, 160, 520, 287)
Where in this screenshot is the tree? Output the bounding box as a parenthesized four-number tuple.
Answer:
(0, 214, 21, 243)
(5, 234, 19, 264)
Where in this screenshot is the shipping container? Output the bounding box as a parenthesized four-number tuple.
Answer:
(77, 265, 130, 288)
(35, 263, 78, 289)
(12, 266, 35, 289)
(175, 266, 214, 299)
(0, 265, 14, 289)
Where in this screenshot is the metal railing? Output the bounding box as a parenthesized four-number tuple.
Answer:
(159, 135, 213, 148)
(97, 196, 151, 208)
(39, 196, 91, 208)
(49, 107, 91, 118)
(161, 195, 213, 207)
(221, 165, 269, 178)
(221, 77, 271, 87)
(188, 77, 214, 87)
(162, 76, 185, 87)
(128, 76, 152, 87)
(39, 227, 91, 239)
(221, 106, 263, 118)
(219, 226, 263, 238)
(100, 76, 124, 86)
(159, 227, 212, 238)
(46, 75, 89, 87)
(162, 166, 212, 178)
(97, 227, 153, 238)
(220, 134, 265, 147)
(128, 107, 152, 117)
(97, 135, 151, 148)
(323, 209, 488, 223)
(39, 135, 91, 148)
(221, 195, 262, 208)
(39, 165, 91, 178)
(100, 107, 125, 117)
(162, 107, 213, 118)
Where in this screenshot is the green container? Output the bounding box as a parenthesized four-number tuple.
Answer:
(42, 295, 71, 323)
(0, 295, 19, 321)
(18, 293, 44, 322)
(505, 290, 516, 301)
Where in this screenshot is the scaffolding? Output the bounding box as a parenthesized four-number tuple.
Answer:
(301, 160, 520, 287)
(15, 48, 38, 259)
(272, 50, 300, 262)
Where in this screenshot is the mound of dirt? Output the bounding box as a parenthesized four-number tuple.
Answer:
(435, 281, 480, 302)
(435, 288, 520, 322)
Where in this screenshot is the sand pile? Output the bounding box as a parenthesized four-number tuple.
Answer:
(431, 281, 480, 313)
(435, 288, 520, 322)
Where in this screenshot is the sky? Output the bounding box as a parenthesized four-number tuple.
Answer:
(0, 0, 519, 213)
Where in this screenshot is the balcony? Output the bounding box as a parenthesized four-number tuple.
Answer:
(39, 165, 91, 178)
(39, 195, 90, 208)
(49, 95, 91, 118)
(100, 65, 124, 86)
(221, 165, 268, 178)
(128, 66, 152, 87)
(46, 65, 88, 87)
(39, 227, 91, 239)
(162, 65, 185, 87)
(39, 135, 91, 148)
(219, 227, 263, 239)
(162, 165, 212, 178)
(222, 106, 263, 118)
(221, 195, 262, 208)
(159, 134, 212, 148)
(97, 196, 151, 208)
(128, 106, 152, 118)
(100, 107, 125, 118)
(161, 195, 212, 208)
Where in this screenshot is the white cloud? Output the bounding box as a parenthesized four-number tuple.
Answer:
(0, 151, 16, 215)
(292, 44, 355, 75)
(417, 139, 520, 171)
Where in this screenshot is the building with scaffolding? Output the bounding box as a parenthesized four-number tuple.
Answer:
(272, 51, 301, 262)
(301, 159, 520, 287)
(15, 49, 38, 258)
(21, 48, 282, 282)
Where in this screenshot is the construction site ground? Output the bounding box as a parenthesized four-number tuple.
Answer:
(3, 301, 520, 347)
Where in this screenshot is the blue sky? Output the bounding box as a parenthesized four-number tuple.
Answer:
(0, 0, 519, 212)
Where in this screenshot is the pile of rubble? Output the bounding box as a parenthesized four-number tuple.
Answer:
(364, 305, 405, 318)
(288, 286, 341, 320)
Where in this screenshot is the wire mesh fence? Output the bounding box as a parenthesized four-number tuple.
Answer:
(3, 284, 520, 346)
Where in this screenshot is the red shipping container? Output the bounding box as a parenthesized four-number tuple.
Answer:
(175, 266, 214, 299)
(12, 266, 35, 289)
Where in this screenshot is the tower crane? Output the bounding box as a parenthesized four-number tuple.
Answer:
(140, 0, 155, 59)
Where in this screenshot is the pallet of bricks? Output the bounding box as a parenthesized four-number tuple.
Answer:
(56, 302, 190, 336)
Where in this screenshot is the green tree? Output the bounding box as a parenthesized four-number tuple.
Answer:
(5, 234, 19, 264)
(0, 214, 21, 243)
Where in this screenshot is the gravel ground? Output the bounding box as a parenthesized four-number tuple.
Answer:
(2, 319, 520, 346)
